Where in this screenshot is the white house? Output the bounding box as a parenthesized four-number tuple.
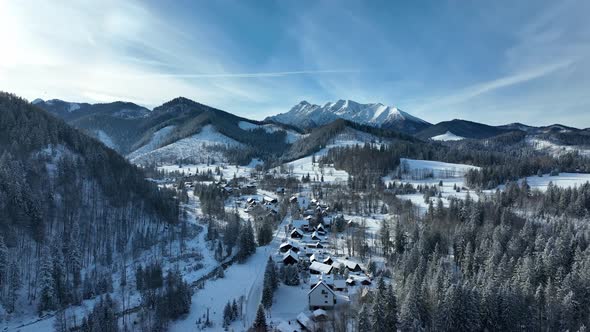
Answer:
(308, 281, 337, 310)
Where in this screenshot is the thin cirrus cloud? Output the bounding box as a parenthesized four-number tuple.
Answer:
(0, 0, 588, 126)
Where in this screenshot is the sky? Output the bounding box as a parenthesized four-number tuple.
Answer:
(1, 0, 589, 127)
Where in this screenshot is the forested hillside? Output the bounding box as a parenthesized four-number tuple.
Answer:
(0, 93, 178, 316)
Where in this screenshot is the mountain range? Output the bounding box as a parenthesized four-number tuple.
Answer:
(266, 99, 431, 134)
(32, 96, 590, 165)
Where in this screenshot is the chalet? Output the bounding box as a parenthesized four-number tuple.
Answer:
(346, 278, 355, 286)
(309, 261, 333, 275)
(308, 242, 323, 249)
(313, 309, 329, 321)
(333, 279, 347, 291)
(322, 256, 334, 265)
(246, 197, 257, 205)
(263, 196, 278, 204)
(311, 231, 321, 241)
(310, 273, 334, 289)
(279, 242, 299, 253)
(282, 250, 299, 265)
(308, 281, 336, 310)
(333, 260, 363, 273)
(297, 313, 315, 331)
(316, 224, 326, 233)
(291, 219, 309, 232)
(290, 228, 304, 239)
(289, 196, 298, 203)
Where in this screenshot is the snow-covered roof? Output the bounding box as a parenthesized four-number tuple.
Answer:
(283, 249, 299, 261)
(297, 312, 314, 330)
(310, 261, 333, 274)
(334, 279, 347, 289)
(291, 219, 308, 229)
(309, 281, 336, 297)
(313, 309, 328, 318)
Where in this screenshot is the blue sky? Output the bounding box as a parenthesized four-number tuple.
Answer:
(1, 0, 589, 127)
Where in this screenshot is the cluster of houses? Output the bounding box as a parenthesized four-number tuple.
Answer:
(275, 196, 372, 331)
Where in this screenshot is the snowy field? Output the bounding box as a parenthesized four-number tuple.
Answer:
(238, 121, 304, 144)
(527, 137, 590, 157)
(431, 131, 465, 141)
(158, 158, 263, 181)
(522, 173, 590, 191)
(129, 125, 243, 164)
(276, 128, 384, 184)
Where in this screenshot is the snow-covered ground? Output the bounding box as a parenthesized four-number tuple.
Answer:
(527, 137, 590, 157)
(170, 215, 289, 331)
(95, 130, 117, 149)
(431, 131, 465, 141)
(384, 158, 481, 212)
(158, 158, 263, 180)
(238, 121, 304, 144)
(522, 172, 590, 191)
(276, 128, 384, 184)
(129, 125, 243, 164)
(128, 125, 176, 160)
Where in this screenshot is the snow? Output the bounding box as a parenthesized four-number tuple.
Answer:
(400, 158, 479, 178)
(68, 103, 80, 112)
(96, 130, 117, 149)
(170, 216, 289, 331)
(129, 125, 243, 165)
(128, 125, 176, 160)
(238, 121, 303, 144)
(31, 98, 44, 105)
(522, 172, 590, 191)
(431, 131, 465, 141)
(527, 137, 590, 157)
(269, 99, 428, 128)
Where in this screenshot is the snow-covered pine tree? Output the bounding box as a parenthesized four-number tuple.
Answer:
(6, 259, 20, 313)
(0, 235, 7, 289)
(253, 303, 267, 332)
(237, 221, 256, 263)
(358, 304, 371, 331)
(38, 245, 56, 313)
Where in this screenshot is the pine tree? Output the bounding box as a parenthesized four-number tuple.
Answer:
(6, 259, 20, 313)
(38, 245, 56, 313)
(253, 304, 267, 332)
(237, 221, 256, 263)
(0, 235, 7, 289)
(358, 304, 371, 331)
(223, 301, 232, 327)
(385, 284, 398, 331)
(372, 278, 387, 331)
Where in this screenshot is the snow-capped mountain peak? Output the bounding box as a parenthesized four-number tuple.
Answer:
(267, 99, 431, 134)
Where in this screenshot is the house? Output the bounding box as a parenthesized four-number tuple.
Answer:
(316, 224, 326, 233)
(291, 219, 309, 232)
(290, 228, 304, 239)
(311, 231, 321, 241)
(333, 260, 363, 273)
(289, 196, 298, 203)
(247, 197, 257, 205)
(263, 196, 278, 204)
(282, 250, 299, 265)
(322, 256, 334, 265)
(310, 242, 324, 249)
(279, 242, 299, 253)
(309, 261, 333, 275)
(333, 279, 347, 291)
(297, 312, 315, 331)
(308, 281, 337, 310)
(313, 309, 329, 321)
(276, 187, 285, 194)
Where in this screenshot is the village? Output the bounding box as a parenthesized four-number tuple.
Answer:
(158, 160, 380, 331)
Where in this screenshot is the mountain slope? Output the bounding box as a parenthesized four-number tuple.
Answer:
(0, 92, 178, 316)
(416, 119, 511, 140)
(267, 99, 431, 134)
